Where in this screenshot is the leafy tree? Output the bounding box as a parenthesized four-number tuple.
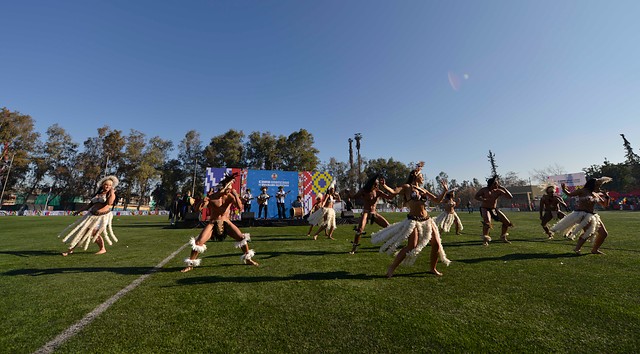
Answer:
(246, 131, 280, 170)
(156, 158, 188, 208)
(363, 158, 410, 189)
(41, 125, 78, 209)
(487, 150, 499, 178)
(74, 126, 124, 198)
(178, 130, 204, 192)
(321, 157, 350, 191)
(204, 129, 245, 168)
(135, 136, 172, 210)
(279, 129, 319, 171)
(0, 107, 40, 195)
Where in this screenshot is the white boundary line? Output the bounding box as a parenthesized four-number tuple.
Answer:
(34, 243, 189, 354)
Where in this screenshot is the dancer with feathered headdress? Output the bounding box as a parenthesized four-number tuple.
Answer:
(181, 172, 258, 272)
(550, 177, 612, 254)
(371, 162, 451, 277)
(538, 183, 568, 238)
(59, 175, 119, 256)
(474, 176, 514, 246)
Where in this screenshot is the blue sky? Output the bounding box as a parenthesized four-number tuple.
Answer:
(2, 0, 639, 183)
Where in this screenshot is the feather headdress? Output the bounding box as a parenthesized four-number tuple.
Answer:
(218, 172, 238, 191)
(97, 175, 119, 189)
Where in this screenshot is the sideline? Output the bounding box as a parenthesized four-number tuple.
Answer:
(34, 243, 189, 354)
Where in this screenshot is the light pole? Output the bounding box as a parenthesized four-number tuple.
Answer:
(354, 133, 362, 189)
(0, 153, 15, 208)
(348, 138, 354, 191)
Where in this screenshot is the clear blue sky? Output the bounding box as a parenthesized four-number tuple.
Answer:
(2, 0, 639, 183)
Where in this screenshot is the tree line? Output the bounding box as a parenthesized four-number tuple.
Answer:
(2, 107, 639, 210)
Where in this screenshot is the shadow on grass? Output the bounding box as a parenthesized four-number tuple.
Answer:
(202, 247, 383, 261)
(174, 270, 382, 285)
(3, 266, 155, 276)
(456, 252, 579, 264)
(0, 250, 63, 257)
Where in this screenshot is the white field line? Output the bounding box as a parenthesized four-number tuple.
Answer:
(34, 243, 189, 354)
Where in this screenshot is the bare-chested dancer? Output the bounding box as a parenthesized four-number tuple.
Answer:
(181, 173, 258, 272)
(348, 174, 393, 254)
(474, 176, 514, 246)
(550, 177, 612, 254)
(539, 185, 568, 239)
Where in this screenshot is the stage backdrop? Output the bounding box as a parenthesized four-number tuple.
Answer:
(205, 168, 334, 219)
(546, 172, 586, 194)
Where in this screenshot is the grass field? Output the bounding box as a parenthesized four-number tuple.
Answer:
(1, 211, 639, 353)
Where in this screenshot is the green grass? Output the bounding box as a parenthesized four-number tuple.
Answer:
(1, 211, 639, 353)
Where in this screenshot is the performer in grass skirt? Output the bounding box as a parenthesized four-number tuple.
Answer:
(372, 162, 451, 277)
(181, 173, 258, 272)
(306, 194, 324, 237)
(550, 177, 612, 254)
(59, 175, 119, 256)
(434, 190, 463, 235)
(310, 182, 341, 240)
(348, 174, 393, 254)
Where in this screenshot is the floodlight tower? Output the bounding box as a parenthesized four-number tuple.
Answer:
(354, 133, 362, 188)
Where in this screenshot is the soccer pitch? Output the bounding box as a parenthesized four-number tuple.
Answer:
(1, 212, 639, 353)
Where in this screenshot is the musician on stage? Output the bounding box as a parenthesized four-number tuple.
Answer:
(276, 186, 289, 219)
(257, 186, 270, 219)
(242, 188, 253, 213)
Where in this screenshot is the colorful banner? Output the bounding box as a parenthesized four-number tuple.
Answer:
(205, 167, 242, 195)
(546, 172, 586, 194)
(246, 170, 298, 219)
(298, 171, 334, 214)
(205, 167, 334, 219)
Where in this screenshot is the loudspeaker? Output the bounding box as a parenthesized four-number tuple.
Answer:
(241, 212, 255, 220)
(341, 210, 355, 218)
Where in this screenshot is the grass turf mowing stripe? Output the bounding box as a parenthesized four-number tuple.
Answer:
(33, 242, 190, 354)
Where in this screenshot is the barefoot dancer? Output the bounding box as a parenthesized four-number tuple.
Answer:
(434, 190, 464, 235)
(371, 162, 451, 277)
(349, 174, 393, 254)
(182, 173, 258, 272)
(539, 185, 568, 238)
(306, 194, 323, 237)
(474, 176, 514, 245)
(59, 175, 118, 256)
(309, 182, 341, 240)
(550, 177, 612, 254)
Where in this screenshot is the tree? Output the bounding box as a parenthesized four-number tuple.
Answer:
(204, 129, 245, 168)
(0, 107, 40, 196)
(321, 157, 350, 191)
(363, 158, 410, 189)
(121, 129, 146, 210)
(530, 163, 566, 184)
(178, 130, 204, 193)
(245, 131, 280, 170)
(74, 126, 124, 198)
(620, 134, 640, 165)
(40, 125, 78, 209)
(487, 150, 499, 178)
(502, 171, 528, 187)
(279, 129, 319, 171)
(135, 136, 172, 210)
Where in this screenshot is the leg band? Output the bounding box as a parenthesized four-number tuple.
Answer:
(184, 258, 202, 267)
(190, 237, 207, 253)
